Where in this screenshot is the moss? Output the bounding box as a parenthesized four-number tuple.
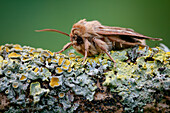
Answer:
(0, 44, 169, 112)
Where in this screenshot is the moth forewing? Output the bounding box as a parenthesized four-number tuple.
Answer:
(96, 26, 162, 41)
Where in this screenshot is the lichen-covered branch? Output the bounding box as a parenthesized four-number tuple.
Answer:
(0, 44, 169, 112)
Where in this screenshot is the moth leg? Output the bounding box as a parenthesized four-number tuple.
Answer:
(93, 38, 116, 67)
(82, 38, 90, 64)
(56, 42, 72, 54)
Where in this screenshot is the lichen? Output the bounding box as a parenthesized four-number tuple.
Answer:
(0, 44, 169, 112)
(103, 46, 170, 112)
(30, 82, 50, 103)
(49, 76, 62, 88)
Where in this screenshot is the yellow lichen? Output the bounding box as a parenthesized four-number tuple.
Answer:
(5, 90, 9, 94)
(33, 52, 40, 57)
(13, 44, 21, 47)
(87, 57, 100, 64)
(142, 64, 147, 69)
(68, 53, 76, 56)
(56, 67, 63, 74)
(47, 50, 54, 56)
(70, 62, 75, 67)
(0, 56, 3, 62)
(59, 92, 65, 98)
(20, 74, 27, 81)
(29, 54, 34, 57)
(49, 77, 60, 88)
(7, 70, 12, 75)
(40, 57, 44, 62)
(12, 82, 19, 88)
(130, 74, 137, 78)
(138, 46, 145, 50)
(19, 66, 24, 70)
(69, 57, 76, 61)
(166, 52, 170, 55)
(117, 74, 127, 80)
(58, 57, 64, 66)
(63, 59, 71, 66)
(27, 79, 31, 83)
(14, 46, 23, 51)
(34, 67, 39, 72)
(54, 55, 59, 60)
(103, 71, 114, 85)
(67, 67, 72, 73)
(76, 57, 83, 62)
(8, 52, 21, 58)
(3, 60, 8, 65)
(47, 58, 51, 63)
(40, 67, 43, 72)
(62, 65, 69, 70)
(104, 76, 112, 85)
(51, 59, 57, 63)
(29, 48, 34, 53)
(42, 52, 49, 57)
(5, 47, 9, 52)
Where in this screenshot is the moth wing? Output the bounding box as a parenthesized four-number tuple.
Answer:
(95, 26, 162, 41)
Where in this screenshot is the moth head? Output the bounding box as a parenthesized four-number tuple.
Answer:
(69, 20, 87, 45)
(70, 32, 84, 45)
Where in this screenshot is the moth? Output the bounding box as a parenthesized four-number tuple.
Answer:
(36, 19, 162, 65)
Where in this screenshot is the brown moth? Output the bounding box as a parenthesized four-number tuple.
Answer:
(36, 19, 162, 65)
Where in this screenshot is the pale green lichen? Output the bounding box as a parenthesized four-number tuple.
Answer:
(30, 82, 49, 103)
(0, 44, 169, 112)
(103, 46, 170, 112)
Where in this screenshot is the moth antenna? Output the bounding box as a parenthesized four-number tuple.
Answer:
(35, 29, 70, 37)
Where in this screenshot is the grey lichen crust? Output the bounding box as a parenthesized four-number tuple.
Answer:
(0, 44, 169, 112)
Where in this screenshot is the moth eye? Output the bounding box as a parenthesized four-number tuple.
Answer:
(72, 34, 77, 40)
(76, 36, 83, 45)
